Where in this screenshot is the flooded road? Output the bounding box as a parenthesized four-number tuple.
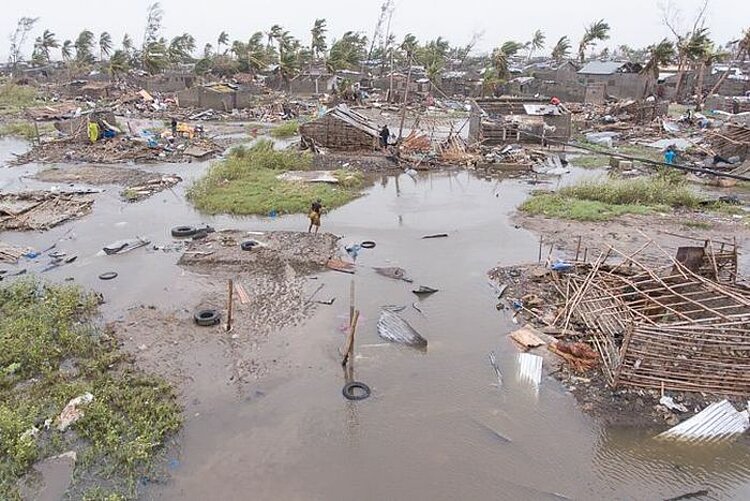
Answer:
(1, 137, 749, 500)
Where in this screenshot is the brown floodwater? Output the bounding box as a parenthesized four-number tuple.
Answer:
(1, 137, 749, 501)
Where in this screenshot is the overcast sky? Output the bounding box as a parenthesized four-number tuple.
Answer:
(2, 0, 748, 60)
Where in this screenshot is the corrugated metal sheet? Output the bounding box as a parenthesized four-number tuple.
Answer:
(656, 400, 750, 443)
(578, 61, 627, 75)
(517, 353, 542, 386)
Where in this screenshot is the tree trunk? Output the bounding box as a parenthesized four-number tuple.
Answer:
(695, 62, 705, 109)
(674, 55, 687, 102)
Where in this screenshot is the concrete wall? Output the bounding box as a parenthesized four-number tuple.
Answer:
(579, 73, 650, 100)
(176, 87, 234, 110)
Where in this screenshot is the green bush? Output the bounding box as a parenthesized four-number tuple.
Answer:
(269, 120, 300, 138)
(188, 139, 364, 215)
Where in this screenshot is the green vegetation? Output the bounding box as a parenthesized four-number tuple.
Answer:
(569, 154, 610, 169)
(0, 84, 38, 116)
(0, 280, 181, 500)
(682, 220, 712, 230)
(0, 121, 53, 141)
(269, 120, 300, 138)
(188, 140, 365, 215)
(520, 175, 702, 221)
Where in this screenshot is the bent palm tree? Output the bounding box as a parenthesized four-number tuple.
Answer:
(578, 19, 610, 62)
(551, 36, 571, 63)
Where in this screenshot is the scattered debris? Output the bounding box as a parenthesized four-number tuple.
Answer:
(509, 325, 545, 350)
(422, 233, 449, 239)
(412, 285, 438, 296)
(488, 351, 503, 387)
(103, 237, 151, 255)
(374, 266, 412, 282)
(57, 393, 94, 431)
(0, 241, 31, 264)
(517, 353, 543, 387)
(0, 191, 94, 231)
(376, 308, 427, 348)
(656, 400, 749, 443)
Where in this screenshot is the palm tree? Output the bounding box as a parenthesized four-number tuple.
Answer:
(61, 40, 73, 62)
(527, 29, 545, 62)
(551, 36, 571, 63)
(217, 31, 229, 54)
(267, 25, 282, 49)
(578, 19, 610, 62)
(168, 33, 196, 63)
(641, 39, 675, 79)
(123, 34, 134, 54)
(673, 27, 711, 98)
(695, 44, 727, 105)
(108, 49, 130, 80)
(311, 18, 328, 61)
(32, 29, 59, 65)
(492, 41, 523, 81)
(74, 30, 96, 65)
(203, 43, 213, 59)
(99, 32, 113, 61)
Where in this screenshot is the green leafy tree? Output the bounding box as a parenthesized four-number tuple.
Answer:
(168, 33, 196, 63)
(142, 38, 169, 74)
(61, 40, 73, 62)
(551, 36, 571, 63)
(578, 19, 610, 62)
(31, 30, 59, 65)
(217, 31, 229, 54)
(99, 32, 113, 61)
(527, 29, 545, 61)
(108, 49, 130, 79)
(74, 30, 96, 65)
(311, 19, 328, 60)
(327, 31, 368, 72)
(143, 2, 163, 46)
(641, 39, 675, 79)
(491, 41, 523, 82)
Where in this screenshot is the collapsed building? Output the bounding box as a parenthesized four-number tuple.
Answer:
(299, 105, 381, 150)
(468, 97, 572, 146)
(550, 240, 749, 396)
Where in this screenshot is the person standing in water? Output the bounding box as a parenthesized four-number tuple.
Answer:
(308, 199, 323, 234)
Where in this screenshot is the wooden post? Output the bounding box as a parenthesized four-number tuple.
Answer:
(538, 235, 543, 263)
(226, 279, 234, 332)
(341, 310, 360, 367)
(575, 236, 582, 262)
(33, 121, 40, 146)
(349, 278, 355, 325)
(397, 54, 413, 140)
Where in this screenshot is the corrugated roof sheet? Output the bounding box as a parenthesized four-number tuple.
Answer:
(327, 104, 380, 138)
(656, 400, 749, 443)
(578, 61, 627, 75)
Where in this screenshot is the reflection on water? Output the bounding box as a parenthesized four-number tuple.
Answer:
(1, 138, 748, 500)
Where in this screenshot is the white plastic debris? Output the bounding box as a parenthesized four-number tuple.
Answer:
(57, 393, 94, 431)
(656, 400, 749, 443)
(517, 353, 543, 387)
(659, 395, 688, 413)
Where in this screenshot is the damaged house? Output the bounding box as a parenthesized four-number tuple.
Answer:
(577, 61, 651, 101)
(468, 97, 572, 146)
(176, 82, 262, 111)
(554, 240, 749, 396)
(299, 105, 380, 150)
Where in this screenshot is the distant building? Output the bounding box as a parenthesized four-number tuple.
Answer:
(577, 61, 650, 100)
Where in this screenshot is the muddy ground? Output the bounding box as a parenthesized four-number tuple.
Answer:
(118, 230, 340, 391)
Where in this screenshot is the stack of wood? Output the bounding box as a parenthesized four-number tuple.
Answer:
(399, 131, 431, 153)
(708, 124, 750, 159)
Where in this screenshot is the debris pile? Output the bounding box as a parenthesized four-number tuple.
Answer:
(493, 238, 748, 397)
(0, 191, 94, 231)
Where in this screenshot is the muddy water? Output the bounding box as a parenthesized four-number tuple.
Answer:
(1, 138, 749, 500)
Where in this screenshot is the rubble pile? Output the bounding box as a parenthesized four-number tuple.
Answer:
(0, 191, 94, 231)
(491, 237, 748, 396)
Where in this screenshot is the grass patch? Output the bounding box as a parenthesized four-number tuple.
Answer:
(0, 84, 38, 116)
(569, 154, 610, 169)
(0, 121, 53, 141)
(0, 279, 181, 500)
(269, 120, 300, 138)
(188, 139, 364, 215)
(520, 175, 702, 221)
(682, 220, 712, 230)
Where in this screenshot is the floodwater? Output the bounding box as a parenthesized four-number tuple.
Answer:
(1, 137, 749, 500)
